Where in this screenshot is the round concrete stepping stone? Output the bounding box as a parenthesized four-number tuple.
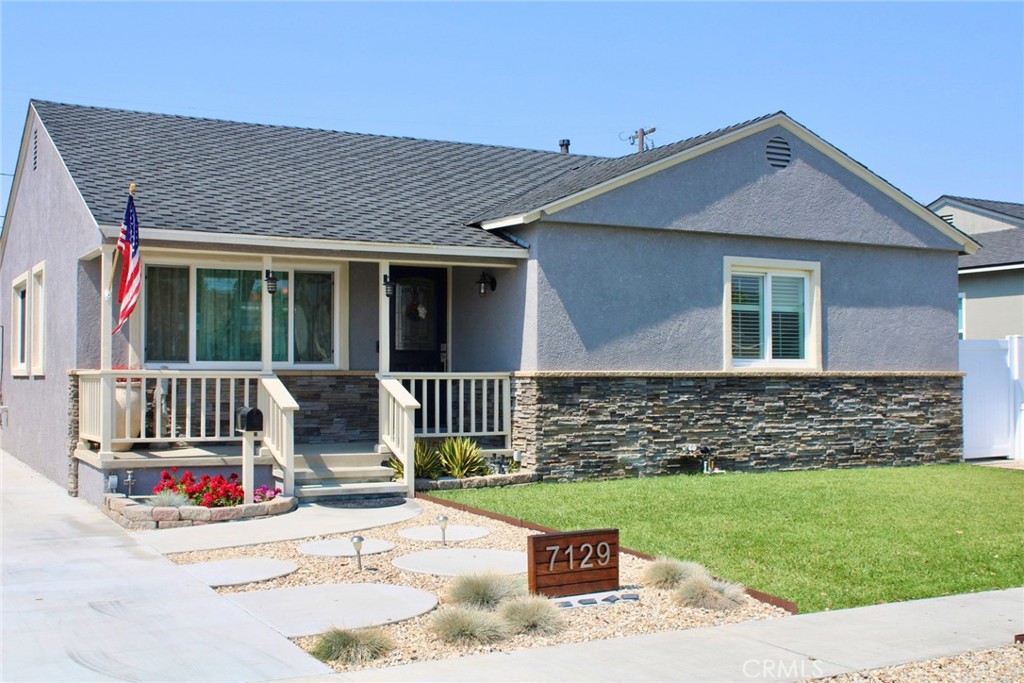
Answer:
(399, 524, 489, 543)
(392, 548, 527, 576)
(181, 558, 298, 587)
(226, 583, 437, 637)
(296, 538, 395, 557)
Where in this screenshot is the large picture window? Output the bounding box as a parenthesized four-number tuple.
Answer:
(724, 256, 821, 370)
(144, 263, 338, 367)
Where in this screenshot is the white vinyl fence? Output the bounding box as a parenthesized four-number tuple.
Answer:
(959, 336, 1023, 460)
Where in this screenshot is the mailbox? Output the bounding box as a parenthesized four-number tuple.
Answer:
(236, 406, 264, 433)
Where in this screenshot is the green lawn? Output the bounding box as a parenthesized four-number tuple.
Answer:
(431, 464, 1023, 612)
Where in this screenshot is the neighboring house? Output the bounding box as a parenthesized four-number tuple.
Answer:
(0, 101, 978, 507)
(927, 196, 1024, 340)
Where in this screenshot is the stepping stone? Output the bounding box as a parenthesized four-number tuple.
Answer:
(180, 558, 298, 587)
(398, 525, 489, 543)
(296, 538, 395, 557)
(226, 583, 437, 638)
(392, 548, 527, 576)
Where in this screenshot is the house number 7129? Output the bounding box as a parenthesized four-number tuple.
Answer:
(545, 541, 612, 572)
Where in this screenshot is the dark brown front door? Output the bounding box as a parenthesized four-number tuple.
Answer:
(389, 266, 447, 373)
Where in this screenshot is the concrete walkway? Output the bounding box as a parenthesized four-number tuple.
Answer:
(0, 451, 332, 682)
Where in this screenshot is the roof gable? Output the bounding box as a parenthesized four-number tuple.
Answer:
(478, 113, 978, 255)
(929, 195, 1024, 233)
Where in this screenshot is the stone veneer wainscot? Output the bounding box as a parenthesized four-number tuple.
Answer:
(511, 372, 963, 480)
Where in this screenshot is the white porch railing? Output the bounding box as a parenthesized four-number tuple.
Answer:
(379, 378, 419, 497)
(257, 376, 300, 496)
(381, 373, 512, 448)
(77, 368, 300, 497)
(77, 370, 263, 454)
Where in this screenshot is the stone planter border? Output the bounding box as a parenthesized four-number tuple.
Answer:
(101, 493, 297, 530)
(414, 470, 539, 491)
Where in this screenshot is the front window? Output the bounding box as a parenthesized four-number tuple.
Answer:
(725, 256, 820, 370)
(957, 293, 965, 340)
(144, 264, 337, 366)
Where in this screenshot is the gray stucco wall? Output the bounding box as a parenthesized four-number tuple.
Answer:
(348, 261, 380, 371)
(0, 110, 103, 485)
(959, 270, 1024, 339)
(554, 124, 962, 253)
(526, 223, 958, 371)
(451, 264, 527, 372)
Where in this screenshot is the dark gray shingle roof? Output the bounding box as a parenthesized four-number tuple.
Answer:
(32, 100, 602, 251)
(959, 227, 1024, 269)
(471, 112, 784, 224)
(942, 196, 1024, 222)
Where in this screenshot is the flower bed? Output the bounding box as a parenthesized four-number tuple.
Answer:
(101, 492, 297, 530)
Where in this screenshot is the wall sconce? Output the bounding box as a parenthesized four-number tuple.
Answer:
(264, 270, 278, 294)
(476, 271, 496, 297)
(383, 274, 394, 298)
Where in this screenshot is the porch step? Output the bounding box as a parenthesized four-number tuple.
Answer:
(290, 481, 408, 501)
(273, 465, 396, 484)
(292, 452, 388, 470)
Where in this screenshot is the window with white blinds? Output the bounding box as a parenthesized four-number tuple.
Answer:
(725, 257, 820, 369)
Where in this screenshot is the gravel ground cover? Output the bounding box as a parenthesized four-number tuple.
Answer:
(168, 499, 786, 673)
(813, 643, 1024, 682)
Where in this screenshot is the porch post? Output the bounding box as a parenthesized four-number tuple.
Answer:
(378, 261, 390, 454)
(99, 245, 114, 457)
(261, 256, 273, 374)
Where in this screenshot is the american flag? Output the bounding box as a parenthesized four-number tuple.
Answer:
(113, 193, 140, 334)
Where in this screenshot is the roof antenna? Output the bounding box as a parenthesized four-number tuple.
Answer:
(629, 127, 656, 153)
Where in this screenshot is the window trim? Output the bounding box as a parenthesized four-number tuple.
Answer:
(30, 261, 45, 375)
(11, 271, 29, 376)
(723, 256, 822, 371)
(141, 258, 348, 370)
(957, 292, 966, 340)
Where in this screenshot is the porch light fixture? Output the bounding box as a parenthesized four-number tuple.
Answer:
(383, 274, 394, 298)
(264, 270, 279, 294)
(476, 271, 496, 297)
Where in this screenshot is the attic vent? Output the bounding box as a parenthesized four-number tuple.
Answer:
(940, 214, 956, 226)
(766, 136, 792, 169)
(32, 129, 38, 171)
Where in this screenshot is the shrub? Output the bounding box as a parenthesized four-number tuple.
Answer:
(498, 595, 566, 636)
(641, 557, 710, 589)
(149, 489, 190, 508)
(674, 575, 747, 611)
(311, 627, 393, 664)
(438, 437, 489, 479)
(389, 440, 446, 480)
(445, 573, 526, 610)
(430, 606, 509, 644)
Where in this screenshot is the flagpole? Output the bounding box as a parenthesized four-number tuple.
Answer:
(106, 182, 135, 299)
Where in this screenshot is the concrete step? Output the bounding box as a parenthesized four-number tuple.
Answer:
(274, 465, 396, 484)
(291, 481, 408, 501)
(293, 451, 387, 470)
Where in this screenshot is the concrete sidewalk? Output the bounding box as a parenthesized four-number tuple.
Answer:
(296, 587, 1022, 682)
(0, 451, 331, 682)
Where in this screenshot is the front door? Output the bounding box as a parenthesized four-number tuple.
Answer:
(389, 266, 447, 373)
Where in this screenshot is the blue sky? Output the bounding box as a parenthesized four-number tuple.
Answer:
(2, 1, 1022, 218)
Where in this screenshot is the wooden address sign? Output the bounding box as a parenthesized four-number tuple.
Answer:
(527, 528, 619, 598)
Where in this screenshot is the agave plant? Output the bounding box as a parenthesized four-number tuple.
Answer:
(389, 440, 446, 480)
(438, 437, 489, 478)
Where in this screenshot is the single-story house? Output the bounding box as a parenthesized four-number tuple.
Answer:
(0, 100, 979, 506)
(927, 196, 1024, 340)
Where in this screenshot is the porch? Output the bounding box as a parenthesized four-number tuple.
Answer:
(72, 369, 513, 501)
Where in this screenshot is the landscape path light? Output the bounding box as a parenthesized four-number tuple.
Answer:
(351, 535, 364, 571)
(437, 515, 448, 546)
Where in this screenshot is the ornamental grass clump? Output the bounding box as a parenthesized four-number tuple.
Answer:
(641, 557, 711, 589)
(445, 573, 527, 610)
(389, 440, 446, 480)
(498, 595, 566, 636)
(149, 489, 191, 508)
(311, 627, 394, 664)
(674, 574, 748, 611)
(430, 606, 509, 644)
